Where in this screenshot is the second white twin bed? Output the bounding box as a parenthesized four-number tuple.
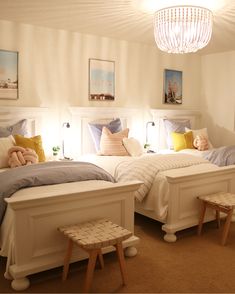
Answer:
(71, 107, 235, 243)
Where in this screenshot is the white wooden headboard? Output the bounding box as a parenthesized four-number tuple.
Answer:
(0, 106, 55, 154)
(69, 107, 145, 157)
(150, 109, 201, 150)
(0, 106, 49, 136)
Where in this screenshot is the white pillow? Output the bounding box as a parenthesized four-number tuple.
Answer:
(0, 135, 15, 168)
(123, 137, 143, 156)
(185, 127, 213, 149)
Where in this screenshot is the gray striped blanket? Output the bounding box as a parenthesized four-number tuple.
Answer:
(115, 154, 209, 201)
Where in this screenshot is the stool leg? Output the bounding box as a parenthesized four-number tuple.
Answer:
(198, 201, 207, 235)
(216, 210, 220, 229)
(62, 239, 73, 281)
(115, 242, 128, 286)
(83, 249, 99, 293)
(98, 249, 104, 269)
(221, 209, 233, 246)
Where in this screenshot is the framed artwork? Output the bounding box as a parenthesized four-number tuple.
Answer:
(0, 49, 18, 100)
(89, 58, 115, 101)
(163, 69, 182, 104)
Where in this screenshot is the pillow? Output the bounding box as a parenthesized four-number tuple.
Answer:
(0, 119, 28, 137)
(171, 131, 194, 152)
(123, 137, 143, 157)
(88, 118, 122, 152)
(193, 135, 209, 151)
(99, 127, 129, 156)
(0, 135, 15, 168)
(8, 146, 39, 168)
(14, 135, 46, 162)
(164, 119, 191, 149)
(185, 127, 213, 149)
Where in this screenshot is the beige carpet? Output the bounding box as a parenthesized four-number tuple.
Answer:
(1, 213, 235, 293)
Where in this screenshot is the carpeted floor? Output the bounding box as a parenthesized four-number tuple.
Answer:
(1, 213, 235, 293)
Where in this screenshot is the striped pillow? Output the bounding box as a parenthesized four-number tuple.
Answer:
(99, 127, 129, 156)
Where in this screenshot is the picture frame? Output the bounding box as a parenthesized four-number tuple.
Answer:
(0, 49, 18, 100)
(163, 69, 182, 104)
(89, 58, 115, 101)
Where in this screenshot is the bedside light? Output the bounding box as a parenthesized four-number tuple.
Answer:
(145, 121, 155, 146)
(62, 122, 71, 160)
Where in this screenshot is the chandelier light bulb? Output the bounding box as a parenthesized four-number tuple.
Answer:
(154, 6, 213, 54)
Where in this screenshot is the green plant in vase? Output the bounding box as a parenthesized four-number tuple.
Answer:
(144, 143, 150, 150)
(52, 146, 60, 158)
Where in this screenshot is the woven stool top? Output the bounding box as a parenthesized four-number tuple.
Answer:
(58, 219, 132, 249)
(198, 192, 235, 208)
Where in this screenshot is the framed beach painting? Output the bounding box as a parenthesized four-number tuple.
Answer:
(0, 49, 18, 100)
(89, 59, 115, 101)
(163, 69, 182, 104)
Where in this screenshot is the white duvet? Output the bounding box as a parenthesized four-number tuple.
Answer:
(139, 162, 219, 220)
(78, 153, 219, 220)
(115, 153, 210, 201)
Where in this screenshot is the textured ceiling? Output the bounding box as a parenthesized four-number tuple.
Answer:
(0, 0, 235, 55)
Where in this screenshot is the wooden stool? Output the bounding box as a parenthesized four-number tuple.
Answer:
(58, 219, 132, 293)
(197, 192, 235, 245)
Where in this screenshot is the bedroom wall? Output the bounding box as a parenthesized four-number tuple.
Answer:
(0, 19, 202, 152)
(0, 20, 201, 113)
(201, 50, 235, 147)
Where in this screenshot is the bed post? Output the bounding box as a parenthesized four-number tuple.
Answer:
(162, 183, 179, 242)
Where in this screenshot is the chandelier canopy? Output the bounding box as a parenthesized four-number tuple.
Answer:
(154, 5, 213, 54)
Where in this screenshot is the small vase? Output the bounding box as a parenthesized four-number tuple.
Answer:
(52, 154, 59, 161)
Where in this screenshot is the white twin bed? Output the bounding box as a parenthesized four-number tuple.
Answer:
(0, 107, 141, 291)
(70, 107, 235, 242)
(1, 106, 235, 292)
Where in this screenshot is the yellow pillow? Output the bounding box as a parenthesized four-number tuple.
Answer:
(171, 131, 194, 152)
(14, 135, 46, 162)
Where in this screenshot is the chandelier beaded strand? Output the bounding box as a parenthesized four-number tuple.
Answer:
(154, 6, 213, 54)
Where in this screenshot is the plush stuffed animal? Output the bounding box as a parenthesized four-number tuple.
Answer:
(8, 146, 39, 168)
(193, 135, 209, 151)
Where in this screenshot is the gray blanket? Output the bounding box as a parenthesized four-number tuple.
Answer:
(203, 145, 235, 167)
(0, 161, 115, 224)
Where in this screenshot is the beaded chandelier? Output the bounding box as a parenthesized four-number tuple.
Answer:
(154, 6, 213, 53)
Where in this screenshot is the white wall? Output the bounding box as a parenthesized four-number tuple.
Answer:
(1, 20, 234, 149)
(0, 19, 202, 153)
(0, 20, 201, 112)
(201, 50, 235, 147)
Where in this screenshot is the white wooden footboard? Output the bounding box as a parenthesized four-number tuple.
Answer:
(4, 181, 141, 291)
(163, 166, 235, 242)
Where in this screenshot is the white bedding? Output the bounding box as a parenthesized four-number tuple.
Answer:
(78, 153, 219, 221)
(115, 153, 210, 201)
(159, 148, 208, 158)
(77, 154, 135, 176)
(139, 163, 219, 220)
(178, 148, 209, 157)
